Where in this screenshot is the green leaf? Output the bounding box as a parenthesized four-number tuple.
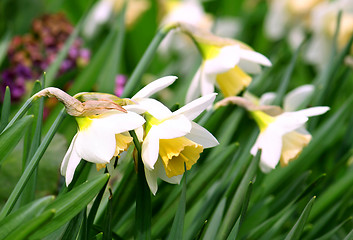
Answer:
(0, 110, 66, 220)
(314, 217, 352, 240)
(218, 151, 260, 239)
(61, 210, 84, 240)
(103, 190, 113, 240)
(0, 115, 33, 165)
(0, 86, 11, 132)
(273, 40, 303, 106)
(30, 173, 110, 239)
(130, 130, 151, 240)
(309, 169, 353, 221)
(21, 81, 44, 205)
(343, 228, 353, 240)
(167, 166, 187, 240)
(3, 209, 56, 240)
(284, 196, 316, 240)
(0, 195, 54, 239)
(121, 25, 177, 98)
(97, 3, 126, 94)
(203, 198, 226, 240)
(0, 30, 10, 66)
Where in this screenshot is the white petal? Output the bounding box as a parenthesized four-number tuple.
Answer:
(132, 76, 177, 99)
(74, 127, 115, 164)
(134, 126, 144, 142)
(264, 0, 287, 40)
(94, 111, 145, 134)
(186, 67, 202, 103)
(61, 133, 78, 176)
(274, 112, 309, 133)
(63, 142, 82, 186)
(157, 115, 192, 139)
(155, 159, 182, 185)
(201, 70, 216, 97)
(203, 45, 240, 75)
(259, 92, 276, 106)
(284, 85, 315, 111)
(137, 98, 172, 120)
(238, 59, 262, 74)
(123, 104, 147, 115)
(141, 126, 160, 170)
(185, 122, 219, 148)
(144, 166, 158, 195)
(174, 93, 216, 120)
(295, 106, 330, 117)
(239, 49, 272, 67)
(251, 130, 283, 173)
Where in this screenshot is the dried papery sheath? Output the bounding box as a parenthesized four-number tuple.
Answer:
(215, 96, 283, 116)
(33, 87, 127, 116)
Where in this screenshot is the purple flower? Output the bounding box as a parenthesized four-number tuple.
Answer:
(115, 75, 127, 97)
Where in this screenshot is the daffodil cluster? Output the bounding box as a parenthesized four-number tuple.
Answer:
(34, 76, 218, 194)
(215, 85, 329, 173)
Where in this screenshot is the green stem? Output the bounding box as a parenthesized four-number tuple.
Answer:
(121, 25, 177, 98)
(1, 96, 34, 134)
(129, 130, 151, 240)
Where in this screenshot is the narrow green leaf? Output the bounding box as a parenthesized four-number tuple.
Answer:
(315, 217, 352, 240)
(130, 130, 151, 240)
(121, 24, 177, 97)
(103, 189, 113, 240)
(3, 209, 56, 240)
(284, 196, 316, 240)
(0, 110, 66, 220)
(0, 196, 54, 239)
(1, 97, 34, 133)
(21, 81, 44, 205)
(0, 30, 11, 66)
(0, 86, 11, 132)
(44, 19, 82, 87)
(310, 169, 353, 221)
(203, 198, 226, 240)
(61, 210, 84, 240)
(226, 217, 240, 240)
(68, 27, 116, 94)
(343, 228, 353, 240)
(218, 151, 260, 239)
(97, 3, 126, 94)
(0, 115, 33, 165)
(30, 173, 110, 239)
(167, 166, 187, 240)
(273, 40, 303, 106)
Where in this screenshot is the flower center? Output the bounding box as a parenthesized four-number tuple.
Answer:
(75, 117, 93, 131)
(144, 113, 164, 135)
(250, 110, 275, 132)
(159, 137, 203, 178)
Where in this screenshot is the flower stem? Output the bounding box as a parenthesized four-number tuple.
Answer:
(129, 130, 151, 240)
(121, 24, 177, 98)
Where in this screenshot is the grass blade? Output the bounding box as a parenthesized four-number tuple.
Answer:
(30, 173, 110, 239)
(0, 110, 66, 220)
(0, 86, 11, 132)
(167, 166, 187, 240)
(284, 196, 316, 240)
(0, 115, 33, 165)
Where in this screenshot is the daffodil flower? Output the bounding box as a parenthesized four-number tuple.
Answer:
(183, 27, 271, 103)
(124, 76, 219, 194)
(61, 110, 145, 186)
(250, 107, 329, 172)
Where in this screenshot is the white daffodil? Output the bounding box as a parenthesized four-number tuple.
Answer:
(250, 107, 329, 173)
(305, 0, 353, 68)
(125, 76, 219, 194)
(264, 0, 325, 49)
(183, 28, 271, 103)
(61, 110, 145, 186)
(83, 0, 150, 38)
(158, 0, 213, 58)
